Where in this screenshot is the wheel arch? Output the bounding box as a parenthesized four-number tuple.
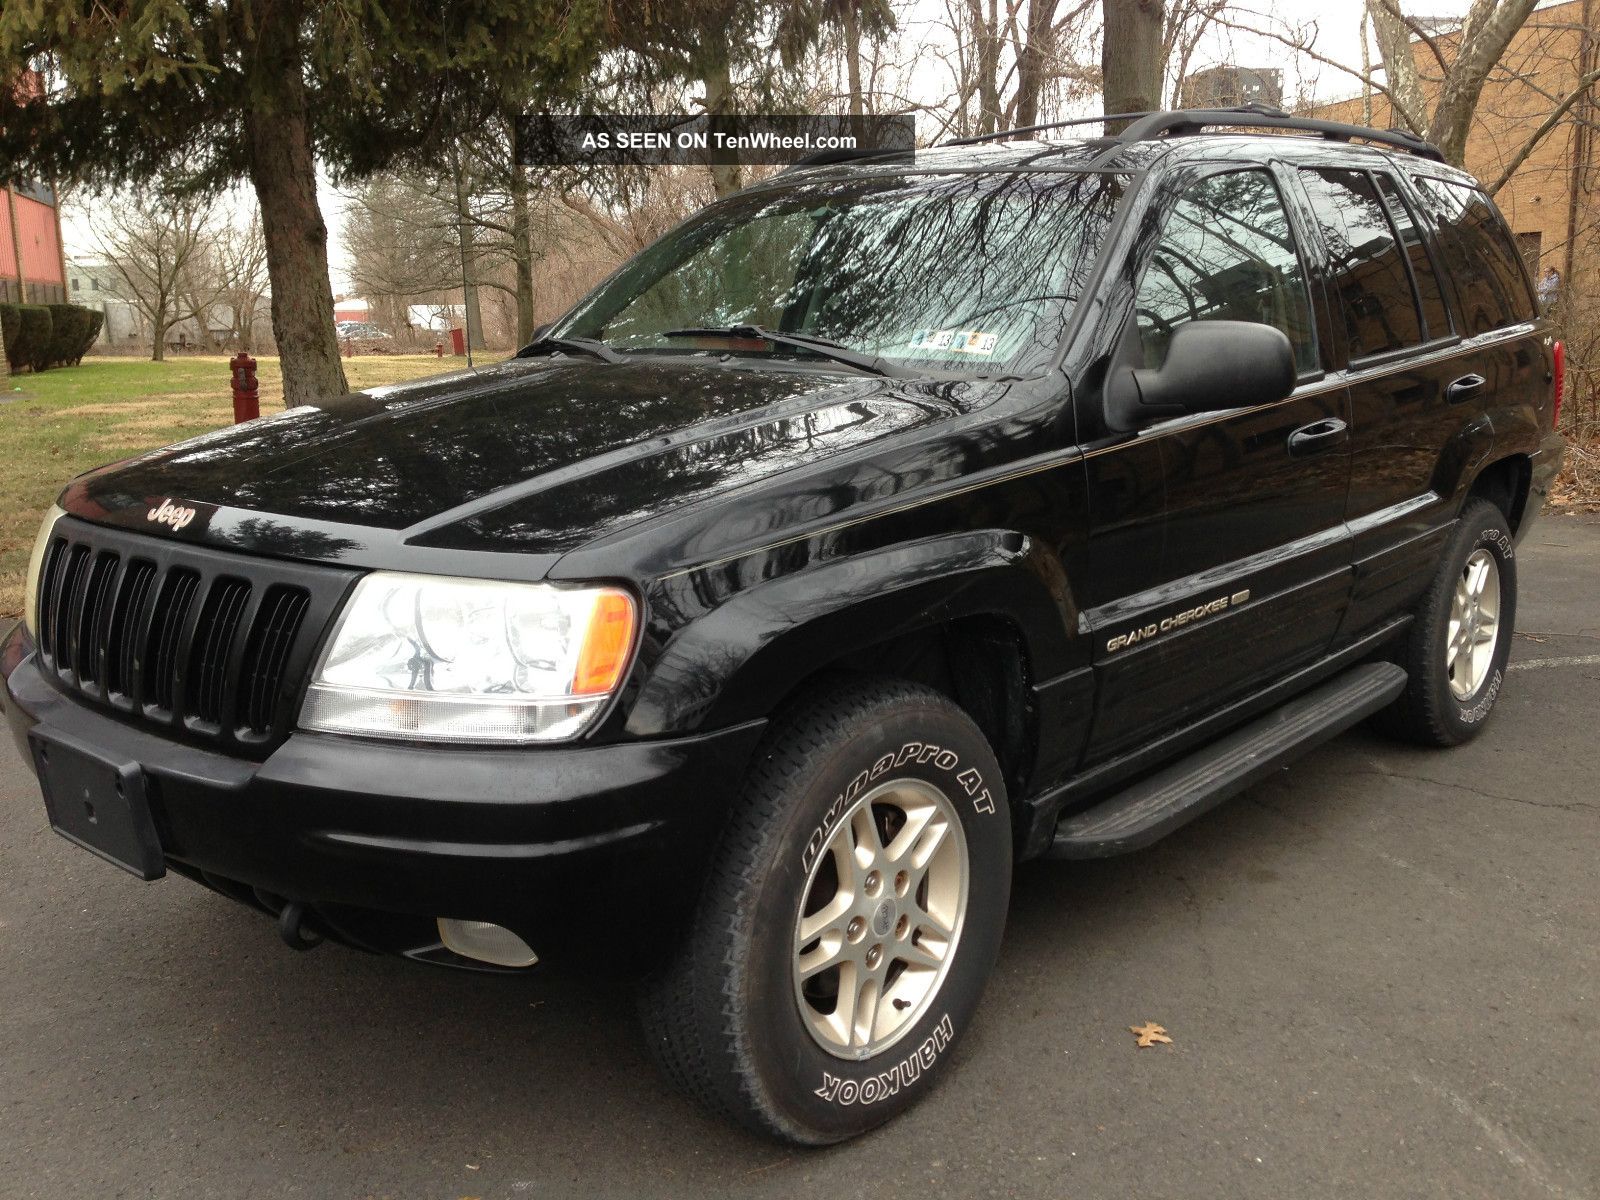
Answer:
(625, 530, 1077, 798)
(1463, 453, 1533, 535)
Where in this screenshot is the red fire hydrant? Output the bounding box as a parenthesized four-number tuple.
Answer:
(230, 351, 260, 423)
(434, 339, 445, 358)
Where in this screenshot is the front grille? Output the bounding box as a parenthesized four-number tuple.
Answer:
(32, 516, 357, 756)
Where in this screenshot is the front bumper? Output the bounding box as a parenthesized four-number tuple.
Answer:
(2, 624, 765, 966)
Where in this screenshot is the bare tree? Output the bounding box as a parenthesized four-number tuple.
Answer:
(937, 0, 1100, 137)
(1219, 2, 1596, 176)
(93, 189, 215, 362)
(213, 212, 271, 350)
(1366, 0, 1539, 163)
(1163, 0, 1229, 108)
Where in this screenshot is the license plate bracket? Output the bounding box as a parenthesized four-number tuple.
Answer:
(29, 729, 165, 881)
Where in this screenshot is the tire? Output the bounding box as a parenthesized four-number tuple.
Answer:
(639, 678, 1012, 1144)
(1375, 499, 1516, 746)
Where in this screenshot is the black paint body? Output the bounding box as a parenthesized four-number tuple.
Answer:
(2, 135, 1565, 964)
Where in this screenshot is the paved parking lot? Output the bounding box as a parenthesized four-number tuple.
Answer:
(2, 515, 1596, 1200)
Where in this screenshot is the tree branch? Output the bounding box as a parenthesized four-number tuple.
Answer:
(1484, 66, 1600, 195)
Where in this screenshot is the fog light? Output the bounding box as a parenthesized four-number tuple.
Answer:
(437, 918, 539, 968)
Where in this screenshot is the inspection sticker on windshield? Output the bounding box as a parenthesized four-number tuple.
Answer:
(908, 329, 999, 355)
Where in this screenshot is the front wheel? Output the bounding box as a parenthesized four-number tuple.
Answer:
(1375, 499, 1517, 746)
(639, 678, 1012, 1144)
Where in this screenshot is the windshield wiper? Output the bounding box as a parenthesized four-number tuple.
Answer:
(518, 335, 625, 364)
(663, 325, 891, 376)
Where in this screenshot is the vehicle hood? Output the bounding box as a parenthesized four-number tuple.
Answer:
(60, 356, 988, 575)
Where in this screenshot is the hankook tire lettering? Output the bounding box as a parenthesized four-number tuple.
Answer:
(801, 744, 995, 871)
(813, 1014, 955, 1105)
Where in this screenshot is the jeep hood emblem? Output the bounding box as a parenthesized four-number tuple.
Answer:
(146, 498, 197, 532)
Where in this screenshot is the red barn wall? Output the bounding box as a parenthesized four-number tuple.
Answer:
(0, 190, 16, 283)
(13, 193, 63, 299)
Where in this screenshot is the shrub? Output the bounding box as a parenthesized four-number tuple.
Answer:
(76, 309, 105, 364)
(46, 304, 92, 369)
(0, 303, 19, 369)
(14, 305, 53, 373)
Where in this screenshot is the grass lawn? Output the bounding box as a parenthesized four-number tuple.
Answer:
(0, 353, 476, 617)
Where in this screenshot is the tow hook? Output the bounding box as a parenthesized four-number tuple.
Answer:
(277, 901, 324, 951)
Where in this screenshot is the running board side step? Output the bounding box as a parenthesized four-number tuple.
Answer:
(1047, 662, 1407, 859)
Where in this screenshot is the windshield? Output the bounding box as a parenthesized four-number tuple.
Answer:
(553, 170, 1126, 375)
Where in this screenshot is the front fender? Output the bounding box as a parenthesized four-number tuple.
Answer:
(624, 531, 1075, 737)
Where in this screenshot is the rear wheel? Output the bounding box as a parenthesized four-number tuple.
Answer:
(1375, 499, 1516, 746)
(639, 678, 1011, 1144)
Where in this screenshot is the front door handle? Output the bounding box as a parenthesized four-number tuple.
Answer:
(1446, 373, 1487, 404)
(1287, 417, 1348, 457)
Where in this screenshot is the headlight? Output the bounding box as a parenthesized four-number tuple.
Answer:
(299, 572, 637, 744)
(23, 505, 65, 638)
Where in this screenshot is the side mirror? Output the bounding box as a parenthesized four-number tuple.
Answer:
(1107, 320, 1297, 429)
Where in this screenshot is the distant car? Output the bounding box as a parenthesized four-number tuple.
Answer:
(335, 321, 391, 340)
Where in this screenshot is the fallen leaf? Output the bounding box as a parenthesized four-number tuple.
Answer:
(1129, 1021, 1172, 1048)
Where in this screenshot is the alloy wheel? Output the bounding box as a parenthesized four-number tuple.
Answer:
(1447, 547, 1501, 700)
(791, 778, 969, 1060)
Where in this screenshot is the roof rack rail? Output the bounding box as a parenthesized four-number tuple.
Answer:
(943, 111, 1154, 146)
(785, 145, 914, 171)
(1116, 104, 1444, 160)
(934, 103, 1444, 162)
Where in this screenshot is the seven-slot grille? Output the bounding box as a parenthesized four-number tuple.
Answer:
(31, 516, 350, 755)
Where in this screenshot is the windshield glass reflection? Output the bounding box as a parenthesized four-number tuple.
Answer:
(556, 171, 1126, 375)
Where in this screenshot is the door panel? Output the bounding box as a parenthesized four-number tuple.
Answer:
(1084, 166, 1353, 762)
(1333, 172, 1543, 643)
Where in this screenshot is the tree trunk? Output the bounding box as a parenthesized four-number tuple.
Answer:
(1014, 0, 1061, 129)
(965, 0, 1004, 134)
(1363, 0, 1430, 137)
(844, 3, 865, 117)
(509, 161, 537, 345)
(451, 155, 487, 352)
(240, 2, 347, 407)
(1365, 0, 1540, 165)
(1101, 0, 1167, 133)
(703, 51, 743, 198)
(1428, 0, 1540, 165)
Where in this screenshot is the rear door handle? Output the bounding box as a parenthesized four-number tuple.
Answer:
(1446, 373, 1487, 404)
(1287, 417, 1348, 457)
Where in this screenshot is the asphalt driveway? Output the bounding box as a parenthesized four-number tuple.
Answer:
(1, 515, 1596, 1200)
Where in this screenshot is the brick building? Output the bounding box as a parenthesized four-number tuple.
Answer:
(2, 72, 68, 308)
(2, 71, 70, 378)
(1311, 0, 1597, 291)
(1180, 65, 1284, 110)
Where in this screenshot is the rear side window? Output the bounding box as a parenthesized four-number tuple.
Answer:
(1410, 176, 1538, 333)
(1299, 167, 1423, 359)
(1375, 174, 1451, 340)
(1134, 169, 1318, 374)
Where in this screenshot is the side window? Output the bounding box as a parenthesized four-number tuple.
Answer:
(1299, 167, 1423, 359)
(1375, 174, 1452, 340)
(1410, 176, 1538, 333)
(1134, 169, 1318, 374)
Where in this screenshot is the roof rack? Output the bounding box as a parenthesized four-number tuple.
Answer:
(786, 145, 913, 171)
(943, 112, 1153, 147)
(936, 103, 1445, 162)
(1115, 104, 1444, 160)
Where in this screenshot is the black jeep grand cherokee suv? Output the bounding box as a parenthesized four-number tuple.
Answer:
(2, 107, 1566, 1144)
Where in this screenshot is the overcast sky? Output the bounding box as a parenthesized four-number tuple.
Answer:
(66, 0, 1486, 293)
